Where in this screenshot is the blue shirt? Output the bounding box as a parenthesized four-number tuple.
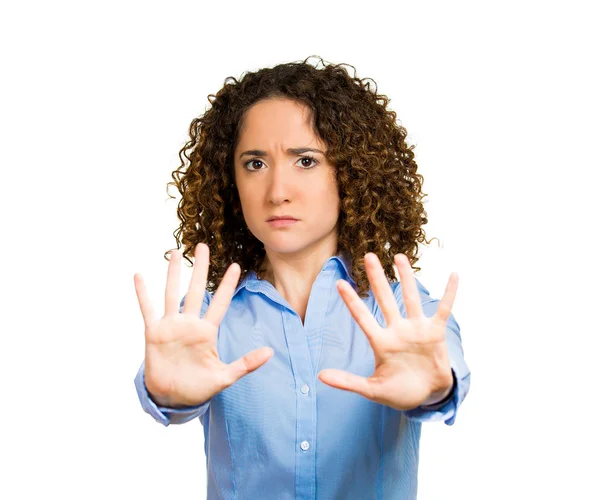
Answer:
(134, 253, 471, 499)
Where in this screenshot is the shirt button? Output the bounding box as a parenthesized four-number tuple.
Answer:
(300, 441, 310, 451)
(301, 384, 310, 394)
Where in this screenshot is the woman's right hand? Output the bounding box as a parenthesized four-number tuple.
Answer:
(133, 243, 274, 408)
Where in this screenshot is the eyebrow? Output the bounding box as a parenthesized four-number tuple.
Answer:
(239, 147, 325, 159)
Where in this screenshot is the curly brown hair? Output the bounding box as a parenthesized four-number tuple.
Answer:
(164, 55, 438, 299)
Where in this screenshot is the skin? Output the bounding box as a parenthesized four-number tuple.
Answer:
(233, 97, 340, 324)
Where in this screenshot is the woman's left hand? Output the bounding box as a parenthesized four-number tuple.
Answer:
(318, 252, 458, 411)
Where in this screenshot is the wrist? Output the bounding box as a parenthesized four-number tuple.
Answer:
(148, 390, 189, 409)
(421, 370, 456, 407)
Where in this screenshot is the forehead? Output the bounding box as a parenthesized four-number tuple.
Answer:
(236, 98, 324, 148)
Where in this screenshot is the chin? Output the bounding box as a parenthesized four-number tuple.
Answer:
(264, 243, 305, 254)
(261, 237, 308, 255)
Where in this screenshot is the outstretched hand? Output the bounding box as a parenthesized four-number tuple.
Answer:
(318, 253, 457, 411)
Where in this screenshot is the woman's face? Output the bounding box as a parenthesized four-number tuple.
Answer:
(233, 97, 340, 258)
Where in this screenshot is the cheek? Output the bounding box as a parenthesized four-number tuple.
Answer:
(238, 187, 259, 207)
(312, 187, 340, 214)
(242, 197, 267, 228)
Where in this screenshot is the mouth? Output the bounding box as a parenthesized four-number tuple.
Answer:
(266, 217, 299, 222)
(267, 218, 299, 227)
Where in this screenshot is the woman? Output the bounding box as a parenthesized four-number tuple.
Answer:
(133, 55, 471, 500)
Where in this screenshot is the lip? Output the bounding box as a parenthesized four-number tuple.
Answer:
(267, 218, 299, 228)
(266, 216, 299, 222)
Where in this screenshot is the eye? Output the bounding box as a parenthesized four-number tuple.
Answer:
(244, 159, 265, 171)
(296, 155, 319, 169)
(242, 155, 320, 171)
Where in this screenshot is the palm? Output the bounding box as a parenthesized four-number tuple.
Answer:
(143, 314, 225, 406)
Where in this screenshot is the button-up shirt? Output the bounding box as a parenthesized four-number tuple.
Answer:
(134, 253, 471, 499)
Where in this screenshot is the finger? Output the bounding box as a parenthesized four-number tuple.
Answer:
(434, 272, 459, 324)
(203, 261, 241, 328)
(318, 369, 375, 400)
(365, 253, 402, 327)
(165, 249, 182, 316)
(394, 253, 424, 320)
(224, 347, 274, 386)
(182, 243, 209, 316)
(133, 273, 156, 330)
(337, 279, 382, 345)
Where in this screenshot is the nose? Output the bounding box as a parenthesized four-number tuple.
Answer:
(266, 161, 293, 205)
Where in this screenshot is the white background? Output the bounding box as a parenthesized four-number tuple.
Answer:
(1, 0, 598, 498)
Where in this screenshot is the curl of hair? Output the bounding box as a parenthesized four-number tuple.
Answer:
(165, 55, 439, 299)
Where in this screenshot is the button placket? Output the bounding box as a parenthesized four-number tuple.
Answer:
(281, 311, 316, 498)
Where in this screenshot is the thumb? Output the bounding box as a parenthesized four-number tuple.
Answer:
(225, 347, 274, 385)
(318, 369, 373, 399)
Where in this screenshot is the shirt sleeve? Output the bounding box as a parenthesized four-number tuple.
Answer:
(393, 278, 471, 426)
(133, 289, 213, 427)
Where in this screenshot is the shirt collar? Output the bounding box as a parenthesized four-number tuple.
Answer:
(233, 251, 355, 297)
